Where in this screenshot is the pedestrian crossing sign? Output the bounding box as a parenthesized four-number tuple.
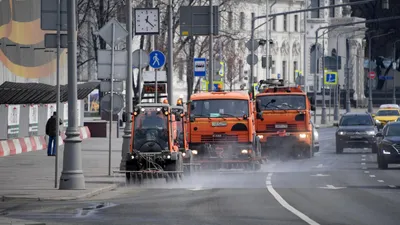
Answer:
(324, 71, 338, 85)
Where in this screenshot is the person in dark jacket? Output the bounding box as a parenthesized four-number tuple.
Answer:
(45, 112, 63, 156)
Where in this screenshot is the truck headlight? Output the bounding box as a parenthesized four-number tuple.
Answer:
(241, 149, 248, 154)
(182, 152, 186, 157)
(192, 150, 198, 155)
(257, 135, 264, 139)
(299, 133, 307, 138)
(338, 131, 345, 135)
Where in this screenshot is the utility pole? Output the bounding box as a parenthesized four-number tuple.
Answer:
(208, 0, 214, 92)
(393, 40, 400, 104)
(54, 0, 61, 189)
(167, 0, 173, 103)
(345, 38, 351, 112)
(250, 13, 255, 91)
(265, 0, 270, 80)
(303, 0, 309, 92)
(59, 0, 85, 190)
(121, 0, 133, 172)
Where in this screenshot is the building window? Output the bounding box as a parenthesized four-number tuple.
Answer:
(282, 61, 287, 80)
(294, 15, 298, 32)
(271, 61, 276, 74)
(311, 0, 320, 18)
(283, 15, 287, 31)
(240, 12, 245, 30)
(228, 12, 233, 29)
(272, 17, 276, 31)
(329, 0, 335, 17)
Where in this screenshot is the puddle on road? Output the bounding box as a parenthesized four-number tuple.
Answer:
(75, 202, 118, 218)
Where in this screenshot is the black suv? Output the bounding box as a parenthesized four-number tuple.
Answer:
(334, 112, 379, 154)
(376, 122, 400, 169)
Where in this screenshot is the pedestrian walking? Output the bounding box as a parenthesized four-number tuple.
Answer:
(45, 112, 63, 156)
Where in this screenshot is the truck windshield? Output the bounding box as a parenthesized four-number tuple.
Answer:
(257, 95, 306, 110)
(190, 99, 249, 118)
(133, 108, 168, 150)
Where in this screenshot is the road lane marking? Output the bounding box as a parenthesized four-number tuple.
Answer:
(361, 162, 366, 165)
(266, 180, 272, 185)
(369, 175, 376, 178)
(364, 171, 369, 173)
(377, 180, 384, 183)
(361, 158, 366, 161)
(311, 174, 330, 177)
(362, 155, 366, 157)
(313, 164, 324, 168)
(319, 185, 346, 190)
(389, 185, 396, 188)
(265, 173, 320, 225)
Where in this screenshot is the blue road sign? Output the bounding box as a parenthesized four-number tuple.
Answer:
(277, 73, 281, 79)
(149, 50, 165, 69)
(379, 76, 393, 80)
(324, 72, 337, 85)
(194, 58, 206, 77)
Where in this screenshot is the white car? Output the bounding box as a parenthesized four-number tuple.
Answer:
(312, 123, 320, 152)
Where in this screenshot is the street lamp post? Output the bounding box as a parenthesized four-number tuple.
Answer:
(393, 40, 400, 104)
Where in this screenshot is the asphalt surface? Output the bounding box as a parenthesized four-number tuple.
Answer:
(1, 127, 400, 225)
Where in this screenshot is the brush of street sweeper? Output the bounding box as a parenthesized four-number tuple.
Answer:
(118, 150, 184, 185)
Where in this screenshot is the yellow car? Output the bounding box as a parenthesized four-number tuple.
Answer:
(373, 104, 400, 128)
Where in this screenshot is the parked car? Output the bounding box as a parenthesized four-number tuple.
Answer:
(376, 122, 400, 169)
(334, 112, 379, 154)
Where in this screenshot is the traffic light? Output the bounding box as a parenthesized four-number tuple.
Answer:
(261, 55, 272, 69)
(382, 0, 389, 9)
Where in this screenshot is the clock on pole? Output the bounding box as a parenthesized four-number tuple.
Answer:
(134, 8, 160, 35)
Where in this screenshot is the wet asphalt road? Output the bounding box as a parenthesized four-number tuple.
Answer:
(1, 128, 400, 225)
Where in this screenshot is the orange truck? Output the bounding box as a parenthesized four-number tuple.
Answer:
(254, 79, 316, 159)
(187, 90, 262, 170)
(125, 102, 193, 184)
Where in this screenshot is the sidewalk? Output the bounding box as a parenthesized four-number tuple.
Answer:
(0, 137, 125, 201)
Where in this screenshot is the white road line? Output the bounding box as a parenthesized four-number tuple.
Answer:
(362, 155, 366, 157)
(364, 171, 370, 173)
(265, 173, 320, 225)
(369, 175, 376, 178)
(361, 158, 366, 161)
(389, 185, 396, 188)
(266, 180, 272, 185)
(377, 180, 384, 183)
(361, 162, 366, 165)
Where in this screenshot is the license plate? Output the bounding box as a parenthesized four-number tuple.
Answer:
(275, 124, 288, 128)
(212, 121, 227, 127)
(350, 136, 362, 139)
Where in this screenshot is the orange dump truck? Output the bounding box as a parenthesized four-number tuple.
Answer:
(187, 90, 262, 170)
(254, 79, 316, 159)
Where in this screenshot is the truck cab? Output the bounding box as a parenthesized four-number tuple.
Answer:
(187, 91, 262, 170)
(255, 79, 315, 159)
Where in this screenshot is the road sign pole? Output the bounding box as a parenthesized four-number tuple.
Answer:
(368, 36, 373, 113)
(392, 40, 400, 104)
(155, 69, 158, 102)
(59, 0, 85, 190)
(265, 0, 270, 80)
(54, 0, 61, 189)
(138, 50, 143, 102)
(208, 0, 214, 92)
(108, 22, 115, 176)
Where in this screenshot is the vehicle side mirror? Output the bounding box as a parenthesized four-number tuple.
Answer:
(256, 112, 264, 121)
(376, 132, 383, 137)
(256, 100, 261, 112)
(190, 116, 195, 122)
(375, 120, 381, 126)
(311, 105, 316, 111)
(333, 122, 339, 127)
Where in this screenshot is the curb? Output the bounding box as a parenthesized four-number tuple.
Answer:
(0, 126, 91, 157)
(1, 183, 122, 202)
